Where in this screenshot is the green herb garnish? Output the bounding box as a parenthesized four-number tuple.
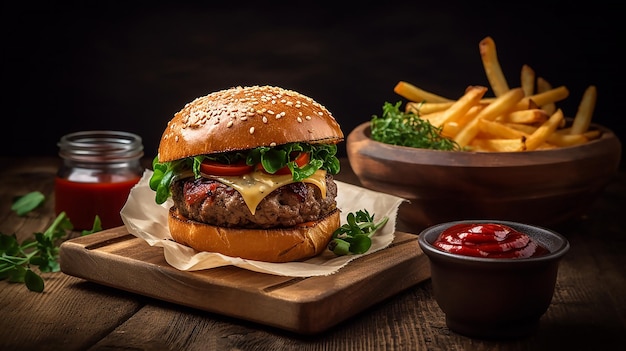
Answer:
(328, 209, 389, 256)
(11, 191, 45, 216)
(1, 192, 101, 292)
(371, 101, 461, 150)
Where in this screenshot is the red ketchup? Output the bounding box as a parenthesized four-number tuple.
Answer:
(54, 131, 144, 230)
(55, 176, 141, 230)
(433, 223, 549, 259)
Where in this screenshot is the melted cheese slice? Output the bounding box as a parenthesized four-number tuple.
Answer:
(205, 170, 327, 215)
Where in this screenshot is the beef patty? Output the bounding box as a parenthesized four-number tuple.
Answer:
(170, 174, 338, 228)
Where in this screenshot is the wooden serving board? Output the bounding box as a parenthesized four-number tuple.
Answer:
(59, 227, 430, 335)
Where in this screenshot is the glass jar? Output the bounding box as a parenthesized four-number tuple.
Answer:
(54, 131, 144, 230)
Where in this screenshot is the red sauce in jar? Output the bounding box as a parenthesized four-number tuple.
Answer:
(54, 130, 144, 230)
(433, 223, 550, 259)
(55, 176, 140, 230)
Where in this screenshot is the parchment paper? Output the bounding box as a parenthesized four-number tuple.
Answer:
(121, 170, 406, 276)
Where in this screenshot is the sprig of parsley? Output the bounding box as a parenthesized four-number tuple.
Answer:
(328, 209, 389, 256)
(1, 191, 101, 292)
(371, 101, 461, 150)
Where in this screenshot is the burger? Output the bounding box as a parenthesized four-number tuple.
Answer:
(149, 85, 344, 262)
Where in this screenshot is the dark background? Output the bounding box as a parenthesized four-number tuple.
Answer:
(2, 1, 624, 162)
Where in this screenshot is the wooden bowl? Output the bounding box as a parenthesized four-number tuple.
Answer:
(346, 122, 622, 233)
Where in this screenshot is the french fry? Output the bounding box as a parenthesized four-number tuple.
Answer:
(537, 77, 556, 115)
(570, 85, 597, 134)
(454, 88, 525, 147)
(437, 85, 488, 126)
(524, 109, 565, 151)
(498, 109, 549, 124)
(478, 119, 527, 139)
(442, 105, 484, 138)
(417, 86, 487, 127)
(394, 81, 453, 103)
(469, 138, 526, 152)
(406, 101, 455, 114)
(583, 129, 601, 140)
(546, 133, 588, 147)
(506, 123, 591, 147)
(520, 64, 535, 96)
(419, 110, 446, 126)
(479, 36, 510, 97)
(513, 86, 569, 111)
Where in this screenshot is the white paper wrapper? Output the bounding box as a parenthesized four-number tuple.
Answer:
(121, 170, 405, 277)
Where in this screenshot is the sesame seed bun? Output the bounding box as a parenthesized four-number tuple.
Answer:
(158, 85, 344, 162)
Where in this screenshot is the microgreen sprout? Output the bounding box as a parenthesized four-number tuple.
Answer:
(328, 209, 389, 256)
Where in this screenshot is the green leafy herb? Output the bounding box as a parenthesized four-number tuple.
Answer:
(371, 101, 461, 150)
(149, 143, 340, 204)
(11, 191, 45, 216)
(81, 215, 102, 236)
(149, 156, 197, 204)
(328, 209, 389, 256)
(1, 192, 101, 292)
(1, 211, 73, 292)
(246, 143, 339, 180)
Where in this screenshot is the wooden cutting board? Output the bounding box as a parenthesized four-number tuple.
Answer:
(59, 227, 430, 335)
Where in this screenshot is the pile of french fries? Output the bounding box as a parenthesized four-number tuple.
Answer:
(394, 36, 600, 152)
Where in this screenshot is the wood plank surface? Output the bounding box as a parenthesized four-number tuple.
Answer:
(1, 157, 625, 350)
(59, 227, 430, 334)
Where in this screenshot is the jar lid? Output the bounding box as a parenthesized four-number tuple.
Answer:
(58, 130, 144, 162)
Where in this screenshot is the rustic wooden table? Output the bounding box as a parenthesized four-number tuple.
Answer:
(1, 156, 625, 350)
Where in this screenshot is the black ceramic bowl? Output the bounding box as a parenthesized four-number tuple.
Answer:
(418, 220, 570, 339)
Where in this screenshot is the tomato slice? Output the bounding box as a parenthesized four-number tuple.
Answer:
(200, 159, 254, 176)
(275, 152, 310, 175)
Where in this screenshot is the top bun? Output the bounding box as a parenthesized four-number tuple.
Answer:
(158, 85, 344, 162)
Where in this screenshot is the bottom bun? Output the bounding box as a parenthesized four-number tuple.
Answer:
(168, 207, 341, 263)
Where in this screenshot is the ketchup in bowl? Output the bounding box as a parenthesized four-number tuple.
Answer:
(432, 223, 549, 259)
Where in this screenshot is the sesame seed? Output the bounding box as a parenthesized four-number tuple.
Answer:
(227, 121, 233, 128)
(297, 116, 302, 123)
(305, 116, 312, 120)
(270, 142, 276, 147)
(249, 127, 255, 134)
(267, 110, 275, 115)
(262, 116, 268, 123)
